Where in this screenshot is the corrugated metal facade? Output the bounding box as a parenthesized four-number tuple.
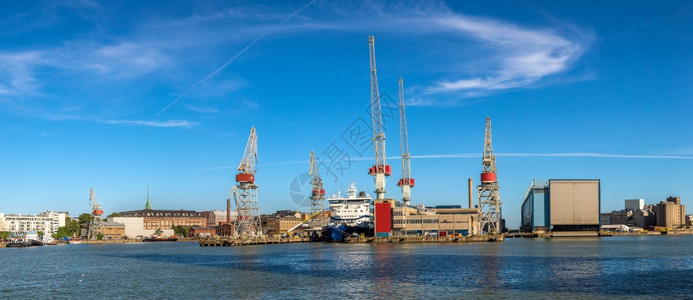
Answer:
(549, 180, 600, 226)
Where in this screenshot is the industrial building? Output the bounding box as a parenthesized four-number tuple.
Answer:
(207, 209, 237, 226)
(392, 206, 478, 236)
(263, 211, 305, 236)
(103, 222, 126, 239)
(633, 208, 656, 228)
(521, 179, 600, 235)
(374, 198, 479, 237)
(655, 196, 686, 229)
(521, 180, 550, 233)
(625, 199, 645, 211)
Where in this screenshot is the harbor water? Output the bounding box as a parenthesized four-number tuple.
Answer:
(1, 235, 692, 299)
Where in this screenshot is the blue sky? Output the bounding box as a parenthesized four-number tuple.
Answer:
(0, 1, 690, 228)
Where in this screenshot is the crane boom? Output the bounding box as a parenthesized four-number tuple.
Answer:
(397, 78, 414, 206)
(237, 127, 257, 175)
(308, 151, 325, 226)
(367, 35, 390, 200)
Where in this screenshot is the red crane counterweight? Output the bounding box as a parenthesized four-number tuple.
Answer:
(397, 178, 415, 187)
(368, 164, 392, 176)
(236, 173, 255, 184)
(481, 172, 497, 183)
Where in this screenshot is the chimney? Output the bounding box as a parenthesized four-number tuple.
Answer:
(227, 199, 231, 224)
(468, 178, 473, 209)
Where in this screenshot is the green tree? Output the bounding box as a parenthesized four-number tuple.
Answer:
(172, 226, 189, 237)
(154, 229, 162, 236)
(96, 233, 103, 240)
(54, 220, 82, 238)
(37, 231, 44, 238)
(78, 213, 91, 225)
(104, 212, 121, 221)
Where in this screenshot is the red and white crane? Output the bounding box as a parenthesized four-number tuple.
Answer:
(477, 117, 502, 234)
(367, 36, 391, 200)
(231, 127, 262, 237)
(87, 188, 105, 240)
(397, 78, 414, 207)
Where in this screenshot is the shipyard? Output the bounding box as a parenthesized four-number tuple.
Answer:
(3, 36, 689, 248)
(1, 1, 692, 299)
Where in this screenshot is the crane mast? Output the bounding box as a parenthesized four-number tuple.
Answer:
(232, 127, 262, 237)
(367, 35, 391, 200)
(309, 150, 325, 226)
(87, 188, 105, 240)
(477, 117, 502, 235)
(397, 78, 414, 207)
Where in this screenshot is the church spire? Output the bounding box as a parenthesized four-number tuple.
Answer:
(145, 183, 152, 210)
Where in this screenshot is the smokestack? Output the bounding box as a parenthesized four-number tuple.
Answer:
(468, 178, 473, 209)
(227, 199, 231, 224)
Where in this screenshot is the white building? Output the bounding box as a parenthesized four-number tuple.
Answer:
(625, 199, 645, 211)
(0, 213, 6, 232)
(4, 214, 54, 236)
(39, 211, 68, 234)
(108, 217, 173, 238)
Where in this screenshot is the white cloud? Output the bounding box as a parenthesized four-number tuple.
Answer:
(421, 15, 592, 96)
(98, 119, 198, 128)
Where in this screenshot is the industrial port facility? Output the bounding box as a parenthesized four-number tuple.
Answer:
(219, 35, 505, 243)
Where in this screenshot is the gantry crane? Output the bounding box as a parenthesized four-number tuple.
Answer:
(308, 150, 325, 226)
(397, 78, 414, 207)
(367, 36, 391, 200)
(477, 117, 502, 234)
(87, 188, 105, 240)
(232, 127, 262, 237)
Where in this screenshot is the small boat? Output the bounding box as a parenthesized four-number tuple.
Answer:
(6, 242, 26, 248)
(143, 236, 178, 242)
(25, 239, 44, 247)
(64, 237, 82, 244)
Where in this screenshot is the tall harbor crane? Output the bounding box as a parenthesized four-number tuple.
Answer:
(477, 117, 502, 234)
(87, 188, 105, 240)
(309, 150, 325, 226)
(232, 127, 262, 237)
(367, 35, 391, 200)
(397, 78, 414, 207)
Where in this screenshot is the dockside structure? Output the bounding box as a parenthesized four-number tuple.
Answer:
(521, 179, 600, 235)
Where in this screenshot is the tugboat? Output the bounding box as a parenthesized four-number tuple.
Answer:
(322, 183, 373, 241)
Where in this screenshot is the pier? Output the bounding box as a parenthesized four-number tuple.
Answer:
(200, 236, 311, 247)
(199, 235, 502, 247)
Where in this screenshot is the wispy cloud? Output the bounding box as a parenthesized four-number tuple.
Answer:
(156, 0, 318, 117)
(251, 152, 693, 168)
(98, 119, 198, 128)
(421, 15, 592, 96)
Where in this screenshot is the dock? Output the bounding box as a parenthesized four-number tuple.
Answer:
(200, 236, 311, 247)
(200, 235, 502, 247)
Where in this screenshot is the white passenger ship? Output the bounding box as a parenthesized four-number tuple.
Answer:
(327, 182, 373, 228)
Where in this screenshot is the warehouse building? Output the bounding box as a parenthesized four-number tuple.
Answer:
(521, 179, 600, 235)
(655, 196, 686, 229)
(520, 180, 550, 233)
(376, 199, 479, 237)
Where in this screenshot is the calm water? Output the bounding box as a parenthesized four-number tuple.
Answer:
(1, 235, 692, 299)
